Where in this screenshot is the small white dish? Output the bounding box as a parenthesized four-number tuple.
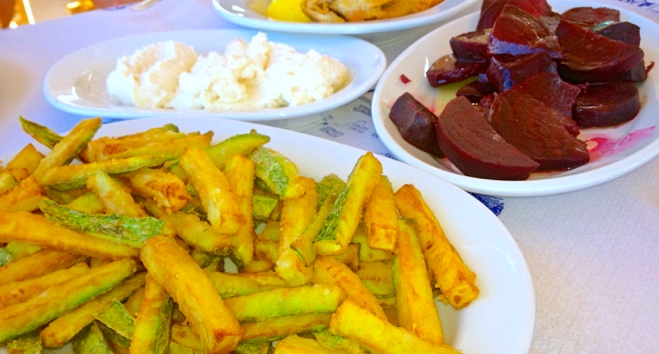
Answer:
(371, 0, 659, 197)
(0, 116, 534, 354)
(42, 29, 386, 125)
(212, 0, 479, 35)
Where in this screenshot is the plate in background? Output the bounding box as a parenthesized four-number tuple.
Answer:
(212, 0, 479, 35)
(43, 29, 386, 124)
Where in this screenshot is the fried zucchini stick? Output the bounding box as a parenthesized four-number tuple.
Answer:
(32, 117, 101, 180)
(39, 154, 167, 191)
(40, 198, 168, 248)
(87, 170, 147, 217)
(0, 248, 85, 286)
(141, 235, 244, 353)
(109, 132, 213, 160)
(276, 177, 317, 285)
(241, 313, 331, 342)
(0, 259, 137, 343)
(394, 219, 444, 345)
(0, 262, 89, 308)
(0, 175, 46, 212)
(0, 212, 140, 259)
(126, 168, 191, 214)
(289, 189, 338, 267)
(71, 322, 114, 354)
(206, 271, 287, 299)
(363, 175, 399, 252)
(314, 152, 382, 255)
(274, 335, 335, 354)
(19, 116, 64, 149)
(5, 143, 44, 181)
(179, 147, 245, 235)
(329, 300, 460, 354)
(5, 330, 43, 354)
(250, 147, 305, 200)
(130, 275, 173, 354)
(223, 284, 346, 323)
(313, 256, 388, 322)
(94, 299, 136, 339)
(394, 184, 479, 309)
(167, 212, 232, 254)
(40, 272, 146, 348)
(223, 154, 257, 267)
(80, 124, 182, 162)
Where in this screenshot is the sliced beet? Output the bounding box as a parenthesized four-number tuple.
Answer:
(573, 81, 640, 128)
(488, 5, 562, 59)
(594, 21, 641, 46)
(477, 0, 549, 30)
(489, 74, 589, 170)
(555, 19, 644, 83)
(618, 59, 650, 82)
(486, 52, 558, 92)
(560, 7, 620, 29)
(450, 29, 492, 62)
(456, 80, 495, 103)
(436, 96, 539, 180)
(479, 93, 497, 116)
(528, 0, 553, 16)
(426, 54, 489, 87)
(511, 72, 581, 121)
(389, 92, 443, 157)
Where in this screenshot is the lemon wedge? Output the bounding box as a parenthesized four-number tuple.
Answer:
(266, 0, 311, 22)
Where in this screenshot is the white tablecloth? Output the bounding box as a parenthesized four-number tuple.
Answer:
(1, 1, 657, 353)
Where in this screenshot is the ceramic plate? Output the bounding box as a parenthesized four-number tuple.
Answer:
(371, 0, 659, 197)
(42, 29, 386, 124)
(212, 0, 479, 35)
(0, 117, 534, 354)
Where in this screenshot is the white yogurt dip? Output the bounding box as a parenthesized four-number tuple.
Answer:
(106, 32, 349, 111)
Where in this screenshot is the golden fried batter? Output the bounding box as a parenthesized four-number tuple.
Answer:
(302, 0, 441, 22)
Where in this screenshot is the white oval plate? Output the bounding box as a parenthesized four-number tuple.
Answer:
(0, 116, 534, 354)
(371, 0, 659, 197)
(212, 0, 478, 35)
(42, 29, 386, 123)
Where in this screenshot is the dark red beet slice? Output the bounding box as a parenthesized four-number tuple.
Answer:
(477, 0, 550, 30)
(389, 92, 443, 157)
(594, 21, 641, 46)
(479, 93, 497, 117)
(450, 29, 492, 61)
(426, 54, 489, 87)
(486, 52, 558, 92)
(540, 12, 561, 32)
(528, 0, 553, 16)
(573, 81, 640, 128)
(489, 74, 589, 170)
(555, 19, 644, 83)
(488, 5, 562, 59)
(511, 72, 581, 122)
(619, 60, 653, 82)
(560, 7, 620, 29)
(436, 96, 539, 180)
(456, 80, 495, 103)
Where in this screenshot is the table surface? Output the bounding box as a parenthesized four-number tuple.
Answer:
(1, 1, 658, 353)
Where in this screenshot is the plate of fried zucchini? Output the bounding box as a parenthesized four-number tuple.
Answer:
(0, 116, 534, 353)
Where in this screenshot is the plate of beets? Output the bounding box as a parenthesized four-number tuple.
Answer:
(371, 0, 658, 197)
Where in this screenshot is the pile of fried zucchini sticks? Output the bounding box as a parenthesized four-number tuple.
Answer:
(0, 116, 479, 354)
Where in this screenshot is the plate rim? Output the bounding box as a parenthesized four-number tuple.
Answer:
(211, 0, 480, 35)
(0, 116, 535, 353)
(371, 1, 659, 197)
(41, 28, 387, 122)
